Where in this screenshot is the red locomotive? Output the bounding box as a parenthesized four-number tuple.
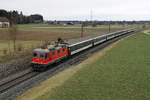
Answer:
(32, 42, 69, 70)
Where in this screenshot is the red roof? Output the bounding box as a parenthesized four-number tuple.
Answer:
(0, 17, 9, 22)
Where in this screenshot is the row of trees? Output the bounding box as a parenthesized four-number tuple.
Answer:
(0, 9, 43, 24)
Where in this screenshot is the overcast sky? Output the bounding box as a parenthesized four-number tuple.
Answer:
(0, 0, 150, 21)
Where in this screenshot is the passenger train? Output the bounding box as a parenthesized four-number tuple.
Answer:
(31, 28, 135, 71)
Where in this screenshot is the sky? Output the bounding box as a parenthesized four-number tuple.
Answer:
(0, 0, 150, 21)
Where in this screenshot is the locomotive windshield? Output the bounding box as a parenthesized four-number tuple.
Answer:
(32, 52, 47, 58)
(40, 53, 47, 58)
(33, 52, 37, 57)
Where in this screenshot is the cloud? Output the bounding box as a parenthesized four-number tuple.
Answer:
(0, 0, 150, 20)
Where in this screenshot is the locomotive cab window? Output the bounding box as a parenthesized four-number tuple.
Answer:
(63, 47, 65, 52)
(45, 53, 48, 58)
(52, 51, 55, 55)
(33, 52, 37, 57)
(57, 49, 60, 54)
(40, 53, 47, 58)
(46, 53, 49, 58)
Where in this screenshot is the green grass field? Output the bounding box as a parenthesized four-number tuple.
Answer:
(0, 40, 42, 64)
(16, 24, 128, 37)
(0, 40, 40, 56)
(32, 32, 150, 100)
(0, 24, 130, 41)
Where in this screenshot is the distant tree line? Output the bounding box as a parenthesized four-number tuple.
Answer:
(0, 9, 43, 25)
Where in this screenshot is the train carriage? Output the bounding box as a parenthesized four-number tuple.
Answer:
(68, 39, 93, 55)
(93, 34, 107, 45)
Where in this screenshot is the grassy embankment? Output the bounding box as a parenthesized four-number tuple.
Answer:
(17, 31, 150, 100)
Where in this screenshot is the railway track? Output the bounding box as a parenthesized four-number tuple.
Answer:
(0, 28, 144, 100)
(0, 71, 39, 94)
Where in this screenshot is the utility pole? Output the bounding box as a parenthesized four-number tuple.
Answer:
(81, 22, 84, 38)
(109, 21, 111, 32)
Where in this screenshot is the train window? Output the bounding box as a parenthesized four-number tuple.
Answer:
(58, 49, 60, 54)
(52, 51, 55, 55)
(63, 47, 65, 51)
(33, 52, 37, 57)
(40, 53, 45, 58)
(45, 53, 48, 58)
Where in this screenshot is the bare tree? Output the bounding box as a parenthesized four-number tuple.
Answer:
(9, 24, 18, 52)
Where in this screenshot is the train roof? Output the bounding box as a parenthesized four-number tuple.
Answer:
(33, 48, 49, 53)
(66, 32, 107, 46)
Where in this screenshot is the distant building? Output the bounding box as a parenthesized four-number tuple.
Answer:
(0, 17, 10, 28)
(33, 20, 43, 23)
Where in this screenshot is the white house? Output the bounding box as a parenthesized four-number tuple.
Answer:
(0, 17, 10, 28)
